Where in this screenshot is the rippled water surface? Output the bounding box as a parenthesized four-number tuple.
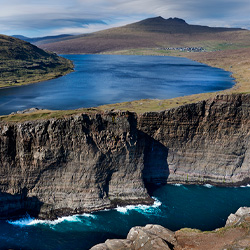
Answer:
(2, 184, 250, 250)
(0, 54, 234, 115)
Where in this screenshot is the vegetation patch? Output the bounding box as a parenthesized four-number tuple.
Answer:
(0, 108, 100, 123)
(0, 34, 74, 88)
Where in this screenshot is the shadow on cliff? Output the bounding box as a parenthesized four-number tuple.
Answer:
(0, 188, 43, 219)
(139, 131, 170, 195)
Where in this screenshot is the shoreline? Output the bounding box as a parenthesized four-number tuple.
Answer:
(3, 179, 250, 221)
(0, 51, 238, 119)
(5, 182, 250, 223)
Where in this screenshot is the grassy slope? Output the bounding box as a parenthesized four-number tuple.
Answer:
(0, 34, 73, 88)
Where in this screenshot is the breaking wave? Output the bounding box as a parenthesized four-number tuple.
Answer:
(204, 184, 213, 188)
(240, 184, 250, 188)
(172, 184, 183, 187)
(115, 197, 162, 214)
(8, 213, 97, 228)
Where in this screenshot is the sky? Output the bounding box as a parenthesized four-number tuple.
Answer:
(0, 0, 250, 37)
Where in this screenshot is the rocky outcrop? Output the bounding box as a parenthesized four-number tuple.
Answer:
(0, 94, 250, 219)
(90, 207, 250, 250)
(91, 225, 176, 250)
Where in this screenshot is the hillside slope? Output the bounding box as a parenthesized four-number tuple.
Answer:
(38, 16, 250, 54)
(0, 34, 73, 88)
(12, 34, 74, 46)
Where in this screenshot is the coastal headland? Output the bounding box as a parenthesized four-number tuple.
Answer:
(1, 93, 250, 219)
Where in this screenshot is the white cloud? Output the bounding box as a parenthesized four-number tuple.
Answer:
(0, 0, 249, 36)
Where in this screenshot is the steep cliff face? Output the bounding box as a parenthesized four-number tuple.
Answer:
(0, 112, 152, 219)
(0, 94, 250, 219)
(139, 94, 250, 185)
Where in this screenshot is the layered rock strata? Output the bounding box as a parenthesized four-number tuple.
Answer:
(90, 207, 250, 250)
(0, 94, 250, 218)
(0, 112, 152, 219)
(138, 94, 250, 185)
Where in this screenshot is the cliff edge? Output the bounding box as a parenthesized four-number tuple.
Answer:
(0, 94, 250, 219)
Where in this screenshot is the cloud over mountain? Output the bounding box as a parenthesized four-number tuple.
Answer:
(1, 0, 249, 36)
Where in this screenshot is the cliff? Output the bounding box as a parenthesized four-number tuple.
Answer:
(90, 207, 250, 250)
(138, 94, 250, 185)
(0, 94, 250, 219)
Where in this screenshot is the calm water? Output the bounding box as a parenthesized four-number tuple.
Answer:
(0, 54, 234, 115)
(2, 184, 250, 250)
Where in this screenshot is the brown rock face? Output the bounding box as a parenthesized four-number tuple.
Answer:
(0, 94, 250, 219)
(138, 94, 250, 185)
(0, 112, 152, 219)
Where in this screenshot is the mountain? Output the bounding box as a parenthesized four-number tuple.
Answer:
(36, 16, 248, 54)
(0, 34, 73, 88)
(125, 16, 242, 33)
(12, 34, 74, 45)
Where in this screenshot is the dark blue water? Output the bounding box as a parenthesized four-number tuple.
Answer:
(0, 55, 234, 115)
(2, 184, 250, 250)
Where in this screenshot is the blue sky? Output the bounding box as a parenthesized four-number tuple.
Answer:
(1, 0, 250, 37)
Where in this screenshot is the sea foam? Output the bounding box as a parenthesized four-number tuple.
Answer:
(204, 184, 213, 188)
(240, 184, 250, 188)
(115, 197, 162, 214)
(8, 213, 96, 227)
(172, 184, 183, 187)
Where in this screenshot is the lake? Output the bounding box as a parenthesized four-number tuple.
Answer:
(2, 184, 250, 250)
(0, 54, 234, 115)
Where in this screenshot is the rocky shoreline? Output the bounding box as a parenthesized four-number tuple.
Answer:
(0, 93, 250, 219)
(90, 207, 250, 250)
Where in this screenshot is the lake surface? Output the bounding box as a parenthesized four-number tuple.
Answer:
(2, 184, 250, 250)
(0, 54, 234, 115)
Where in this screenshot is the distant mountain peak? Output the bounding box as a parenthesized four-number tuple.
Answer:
(155, 16, 165, 20)
(166, 17, 187, 24)
(132, 16, 188, 28)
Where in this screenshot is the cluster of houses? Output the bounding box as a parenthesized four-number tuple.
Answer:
(162, 47, 206, 52)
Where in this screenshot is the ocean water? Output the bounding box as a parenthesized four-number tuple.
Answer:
(0, 54, 234, 115)
(2, 184, 250, 250)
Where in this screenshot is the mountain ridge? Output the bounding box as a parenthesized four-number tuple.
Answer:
(124, 16, 243, 33)
(31, 16, 249, 54)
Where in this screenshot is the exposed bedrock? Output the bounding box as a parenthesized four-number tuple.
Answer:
(0, 94, 250, 218)
(138, 94, 250, 185)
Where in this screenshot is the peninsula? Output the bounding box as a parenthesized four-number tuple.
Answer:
(0, 34, 73, 88)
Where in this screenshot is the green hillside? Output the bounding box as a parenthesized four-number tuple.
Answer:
(0, 34, 73, 88)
